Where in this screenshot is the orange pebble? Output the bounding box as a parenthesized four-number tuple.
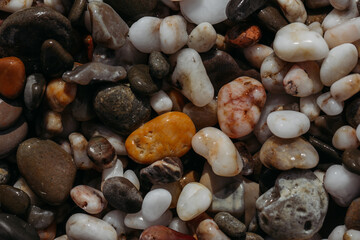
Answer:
(46, 78, 77, 112)
(225, 25, 261, 48)
(125, 112, 196, 164)
(166, 89, 187, 112)
(38, 221, 56, 240)
(0, 57, 25, 99)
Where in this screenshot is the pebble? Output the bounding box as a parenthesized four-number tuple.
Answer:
(214, 212, 246, 238)
(300, 94, 321, 121)
(103, 210, 127, 236)
(332, 125, 359, 150)
(88, 2, 128, 50)
(316, 92, 344, 116)
(0, 57, 25, 99)
(142, 188, 172, 222)
(183, 100, 218, 130)
(102, 177, 143, 213)
(243, 44, 274, 69)
(124, 210, 173, 230)
(330, 0, 351, 9)
(168, 217, 190, 234)
(149, 51, 170, 79)
(128, 64, 159, 95)
(177, 182, 212, 221)
(139, 225, 195, 240)
(196, 219, 230, 240)
(0, 0, 32, 13)
(66, 213, 117, 240)
(103, 0, 157, 19)
(45, 78, 76, 113)
(225, 25, 262, 49)
(172, 48, 214, 107)
(328, 225, 347, 240)
(101, 159, 124, 187)
(324, 17, 360, 49)
(0, 97, 22, 130)
(150, 90, 173, 114)
(192, 127, 243, 177)
(324, 164, 360, 207)
(87, 136, 116, 169)
(344, 229, 360, 240)
(0, 117, 27, 159)
(16, 138, 77, 205)
(0, 185, 30, 216)
(125, 112, 195, 164)
(226, 0, 267, 23)
(260, 136, 319, 170)
(322, 0, 358, 31)
(37, 220, 56, 240)
(70, 185, 107, 214)
(218, 77, 266, 138)
(330, 74, 360, 102)
(256, 170, 328, 240)
(68, 0, 86, 24)
(180, 0, 230, 25)
(93, 84, 151, 136)
(13, 178, 42, 206)
(124, 170, 140, 190)
(343, 148, 360, 175)
(0, 213, 40, 240)
(345, 197, 360, 230)
(346, 98, 360, 128)
(27, 205, 55, 230)
(188, 22, 217, 53)
(273, 22, 329, 62)
(357, 124, 360, 142)
(267, 110, 310, 138)
(24, 74, 46, 111)
(0, 162, 9, 184)
(257, 5, 288, 33)
(129, 17, 162, 53)
(276, 0, 307, 23)
(159, 15, 188, 54)
(68, 132, 94, 170)
(140, 157, 183, 185)
(62, 62, 127, 85)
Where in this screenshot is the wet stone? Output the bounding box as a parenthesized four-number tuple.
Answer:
(128, 64, 159, 95)
(0, 213, 40, 240)
(257, 5, 288, 33)
(24, 74, 46, 111)
(104, 0, 158, 19)
(16, 138, 77, 205)
(68, 0, 86, 24)
(0, 162, 9, 184)
(0, 118, 28, 159)
(27, 205, 55, 230)
(140, 157, 183, 185)
(0, 185, 30, 216)
(0, 57, 26, 99)
(102, 177, 143, 213)
(87, 136, 116, 169)
(214, 212, 246, 238)
(345, 197, 360, 231)
(93, 84, 151, 136)
(41, 39, 74, 78)
(343, 148, 360, 175)
(0, 97, 22, 130)
(149, 51, 170, 79)
(226, 0, 267, 23)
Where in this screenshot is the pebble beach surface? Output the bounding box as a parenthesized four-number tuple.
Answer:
(1, 0, 360, 239)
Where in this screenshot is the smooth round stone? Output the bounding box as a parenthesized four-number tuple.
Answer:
(273, 22, 329, 62)
(103, 0, 157, 19)
(196, 219, 230, 240)
(332, 125, 359, 150)
(70, 185, 107, 214)
(124, 169, 140, 191)
(260, 136, 319, 170)
(168, 217, 190, 235)
(277, 0, 307, 23)
(128, 65, 159, 95)
(300, 94, 321, 121)
(345, 198, 360, 230)
(267, 110, 310, 138)
(24, 74, 46, 111)
(66, 213, 117, 240)
(344, 229, 360, 240)
(317, 92, 344, 116)
(87, 136, 116, 169)
(346, 98, 360, 128)
(331, 74, 360, 102)
(192, 127, 243, 177)
(125, 112, 195, 164)
(0, 57, 25, 99)
(45, 78, 77, 113)
(159, 15, 188, 54)
(256, 170, 328, 240)
(187, 22, 217, 53)
(177, 182, 212, 221)
(102, 177, 143, 213)
(324, 17, 360, 49)
(102, 210, 127, 236)
(226, 0, 267, 23)
(214, 212, 246, 238)
(0, 97, 22, 130)
(0, 185, 30, 216)
(217, 77, 266, 138)
(68, 0, 87, 24)
(244, 44, 274, 69)
(343, 149, 360, 175)
(142, 189, 172, 222)
(149, 51, 169, 79)
(150, 90, 173, 114)
(124, 210, 173, 230)
(41, 39, 74, 78)
(257, 6, 288, 33)
(328, 225, 347, 240)
(0, 0, 32, 13)
(16, 138, 77, 205)
(139, 225, 195, 240)
(0, 118, 28, 159)
(93, 84, 151, 136)
(0, 213, 39, 240)
(180, 0, 230, 25)
(27, 205, 54, 230)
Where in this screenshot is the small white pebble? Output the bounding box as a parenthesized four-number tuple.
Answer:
(150, 90, 173, 114)
(316, 92, 344, 116)
(332, 125, 359, 150)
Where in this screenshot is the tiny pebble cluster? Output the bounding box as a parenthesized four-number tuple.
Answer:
(2, 0, 360, 240)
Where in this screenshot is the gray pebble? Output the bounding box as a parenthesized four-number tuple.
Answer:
(214, 212, 246, 238)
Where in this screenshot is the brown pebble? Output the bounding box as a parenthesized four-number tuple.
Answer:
(345, 197, 360, 231)
(87, 136, 116, 169)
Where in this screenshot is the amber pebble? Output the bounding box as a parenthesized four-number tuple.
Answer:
(345, 197, 360, 231)
(166, 89, 186, 112)
(0, 57, 25, 99)
(45, 78, 77, 112)
(125, 112, 195, 164)
(139, 225, 195, 240)
(180, 170, 200, 188)
(225, 25, 261, 48)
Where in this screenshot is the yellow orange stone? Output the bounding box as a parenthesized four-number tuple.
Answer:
(0, 57, 26, 99)
(45, 78, 77, 112)
(125, 112, 196, 164)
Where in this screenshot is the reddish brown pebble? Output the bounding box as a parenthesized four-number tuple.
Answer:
(345, 197, 360, 231)
(0, 57, 25, 99)
(225, 25, 262, 48)
(140, 225, 196, 240)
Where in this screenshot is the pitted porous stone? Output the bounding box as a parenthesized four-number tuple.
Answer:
(256, 169, 328, 240)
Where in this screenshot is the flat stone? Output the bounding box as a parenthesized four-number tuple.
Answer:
(0, 213, 39, 240)
(0, 185, 30, 216)
(0, 97, 22, 130)
(16, 138, 77, 205)
(0, 117, 27, 159)
(128, 64, 159, 95)
(214, 212, 246, 238)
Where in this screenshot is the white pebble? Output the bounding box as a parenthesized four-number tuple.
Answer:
(332, 125, 359, 150)
(274, 22, 329, 62)
(70, 185, 107, 214)
(123, 169, 140, 190)
(322, 0, 358, 30)
(188, 22, 217, 53)
(129, 17, 162, 53)
(328, 225, 347, 240)
(308, 22, 323, 36)
(276, 0, 307, 23)
(260, 53, 289, 93)
(101, 159, 123, 190)
(244, 44, 274, 69)
(168, 217, 190, 235)
(344, 229, 360, 240)
(124, 210, 173, 230)
(330, 0, 351, 10)
(142, 189, 172, 222)
(324, 17, 360, 48)
(159, 15, 188, 54)
(0, 0, 32, 13)
(192, 127, 243, 177)
(300, 94, 321, 121)
(324, 164, 360, 207)
(267, 110, 310, 139)
(172, 48, 214, 107)
(320, 43, 358, 86)
(356, 124, 360, 142)
(177, 182, 212, 221)
(69, 132, 94, 170)
(330, 74, 360, 101)
(150, 90, 173, 114)
(66, 213, 117, 240)
(316, 92, 344, 116)
(103, 210, 128, 236)
(180, 0, 230, 25)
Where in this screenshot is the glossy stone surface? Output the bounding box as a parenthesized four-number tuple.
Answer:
(0, 213, 39, 240)
(0, 185, 30, 216)
(226, 0, 267, 22)
(0, 57, 25, 99)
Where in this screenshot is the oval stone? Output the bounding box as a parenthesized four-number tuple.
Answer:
(343, 149, 360, 175)
(0, 118, 28, 159)
(214, 212, 246, 238)
(0, 213, 39, 240)
(217, 76, 266, 138)
(128, 64, 159, 95)
(125, 112, 195, 164)
(24, 74, 46, 111)
(0, 57, 26, 99)
(0, 185, 30, 216)
(16, 138, 77, 205)
(0, 97, 22, 130)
